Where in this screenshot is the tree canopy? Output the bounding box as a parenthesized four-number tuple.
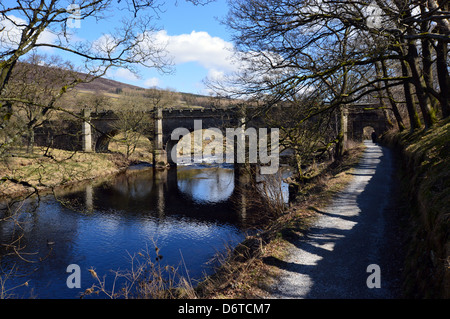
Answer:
(211, 0, 449, 128)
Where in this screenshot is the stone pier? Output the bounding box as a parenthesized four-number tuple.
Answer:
(153, 106, 168, 168)
(82, 109, 92, 152)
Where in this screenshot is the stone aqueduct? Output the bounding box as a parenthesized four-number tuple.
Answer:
(36, 104, 389, 166)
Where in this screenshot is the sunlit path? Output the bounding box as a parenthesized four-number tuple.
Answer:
(271, 141, 400, 299)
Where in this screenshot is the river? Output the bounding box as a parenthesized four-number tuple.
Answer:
(0, 162, 290, 299)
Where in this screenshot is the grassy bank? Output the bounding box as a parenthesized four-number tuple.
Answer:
(0, 147, 135, 200)
(196, 143, 366, 298)
(382, 118, 450, 299)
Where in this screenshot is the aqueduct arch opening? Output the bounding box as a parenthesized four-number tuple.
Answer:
(166, 128, 224, 165)
(345, 106, 389, 142)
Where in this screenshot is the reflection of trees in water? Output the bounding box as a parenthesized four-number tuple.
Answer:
(0, 192, 82, 298)
(256, 167, 291, 204)
(110, 169, 154, 199)
(231, 166, 292, 227)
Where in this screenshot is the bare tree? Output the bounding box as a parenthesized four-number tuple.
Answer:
(146, 86, 179, 109)
(78, 91, 111, 113)
(210, 0, 449, 136)
(0, 0, 175, 157)
(3, 52, 80, 153)
(0, 0, 211, 297)
(110, 94, 153, 158)
(265, 100, 336, 180)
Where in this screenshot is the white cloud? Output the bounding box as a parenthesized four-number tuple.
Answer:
(207, 68, 225, 82)
(109, 68, 140, 82)
(0, 15, 57, 51)
(154, 30, 237, 73)
(92, 34, 119, 55)
(144, 77, 160, 87)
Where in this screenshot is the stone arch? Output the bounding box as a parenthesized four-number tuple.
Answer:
(95, 129, 120, 152)
(95, 129, 153, 155)
(166, 138, 179, 165)
(347, 108, 389, 142)
(362, 126, 376, 140)
(176, 166, 235, 204)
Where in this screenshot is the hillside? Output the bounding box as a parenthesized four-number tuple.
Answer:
(11, 61, 233, 110)
(72, 75, 236, 110)
(75, 76, 145, 94)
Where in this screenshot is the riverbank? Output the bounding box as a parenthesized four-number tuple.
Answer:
(196, 143, 367, 298)
(197, 119, 449, 299)
(382, 118, 449, 298)
(269, 141, 402, 298)
(0, 147, 137, 201)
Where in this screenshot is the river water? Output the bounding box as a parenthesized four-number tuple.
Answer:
(0, 163, 290, 299)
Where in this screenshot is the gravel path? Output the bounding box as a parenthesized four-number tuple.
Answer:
(269, 141, 403, 299)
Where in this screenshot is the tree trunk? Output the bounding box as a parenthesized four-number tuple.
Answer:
(0, 60, 16, 95)
(381, 61, 405, 131)
(400, 59, 422, 130)
(435, 38, 450, 118)
(335, 105, 346, 161)
(0, 61, 16, 124)
(406, 42, 437, 128)
(377, 61, 404, 131)
(335, 60, 348, 161)
(27, 129, 35, 154)
(420, 4, 439, 112)
(294, 150, 303, 180)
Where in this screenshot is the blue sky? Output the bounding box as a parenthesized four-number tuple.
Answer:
(0, 0, 235, 95)
(75, 0, 235, 94)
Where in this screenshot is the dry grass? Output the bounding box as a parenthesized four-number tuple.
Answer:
(81, 244, 198, 299)
(0, 147, 130, 200)
(108, 132, 153, 162)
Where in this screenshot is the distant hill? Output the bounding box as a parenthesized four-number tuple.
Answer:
(74, 75, 238, 109)
(75, 76, 146, 94)
(11, 61, 237, 109)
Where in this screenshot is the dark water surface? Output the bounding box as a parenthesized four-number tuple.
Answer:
(0, 164, 289, 298)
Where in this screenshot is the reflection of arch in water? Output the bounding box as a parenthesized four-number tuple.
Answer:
(86, 165, 273, 229)
(176, 167, 235, 204)
(155, 168, 245, 226)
